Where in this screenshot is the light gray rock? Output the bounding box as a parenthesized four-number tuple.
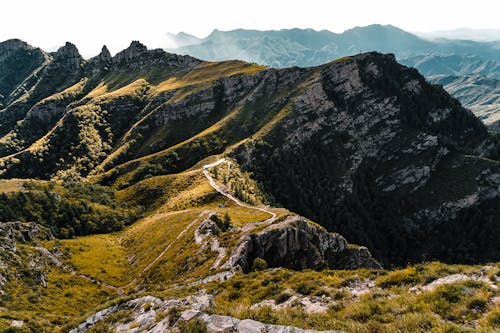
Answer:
(71, 291, 345, 333)
(238, 319, 266, 333)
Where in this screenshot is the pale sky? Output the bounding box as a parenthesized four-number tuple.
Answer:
(2, 0, 500, 57)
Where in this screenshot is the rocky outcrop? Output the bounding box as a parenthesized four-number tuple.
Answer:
(98, 45, 112, 63)
(0, 39, 39, 64)
(0, 221, 54, 246)
(111, 40, 201, 71)
(113, 41, 147, 64)
(70, 291, 344, 333)
(0, 222, 55, 293)
(0, 39, 49, 108)
(223, 216, 380, 273)
(51, 42, 84, 72)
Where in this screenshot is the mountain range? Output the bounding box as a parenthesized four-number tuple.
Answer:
(167, 24, 500, 130)
(0, 37, 499, 332)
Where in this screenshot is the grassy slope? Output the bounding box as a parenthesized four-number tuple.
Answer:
(0, 163, 498, 332)
(0, 165, 279, 330)
(203, 263, 499, 333)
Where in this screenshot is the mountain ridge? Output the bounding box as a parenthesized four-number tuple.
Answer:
(165, 25, 500, 130)
(0, 41, 497, 264)
(0, 40, 499, 332)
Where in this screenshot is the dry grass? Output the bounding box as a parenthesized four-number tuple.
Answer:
(155, 60, 265, 94)
(55, 234, 132, 286)
(0, 178, 34, 192)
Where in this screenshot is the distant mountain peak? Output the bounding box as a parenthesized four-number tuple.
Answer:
(164, 32, 202, 48)
(56, 42, 80, 54)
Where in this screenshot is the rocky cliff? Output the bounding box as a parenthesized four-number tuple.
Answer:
(225, 216, 380, 273)
(0, 39, 49, 109)
(232, 53, 500, 265)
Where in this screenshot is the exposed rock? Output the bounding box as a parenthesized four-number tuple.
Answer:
(223, 216, 380, 273)
(113, 41, 147, 64)
(0, 222, 55, 294)
(52, 42, 83, 71)
(0, 39, 36, 64)
(98, 45, 112, 63)
(0, 39, 49, 108)
(0, 221, 53, 244)
(417, 269, 498, 293)
(251, 294, 331, 314)
(341, 279, 376, 297)
(70, 291, 344, 333)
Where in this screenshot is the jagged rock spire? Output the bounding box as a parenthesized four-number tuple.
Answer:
(113, 41, 147, 63)
(53, 42, 83, 71)
(98, 45, 112, 62)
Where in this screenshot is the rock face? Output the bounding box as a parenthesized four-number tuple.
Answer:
(0, 222, 55, 293)
(94, 45, 112, 65)
(225, 216, 380, 273)
(0, 39, 49, 108)
(232, 53, 500, 265)
(51, 42, 83, 71)
(113, 40, 147, 63)
(0, 39, 37, 64)
(0, 221, 54, 245)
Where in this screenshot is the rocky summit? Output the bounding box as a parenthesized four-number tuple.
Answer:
(0, 39, 498, 332)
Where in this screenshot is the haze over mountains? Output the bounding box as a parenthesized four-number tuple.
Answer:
(166, 24, 500, 130)
(415, 28, 500, 42)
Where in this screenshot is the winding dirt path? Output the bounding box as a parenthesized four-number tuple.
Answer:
(202, 158, 276, 223)
(50, 158, 274, 291)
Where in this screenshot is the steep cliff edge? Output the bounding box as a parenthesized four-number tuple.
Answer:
(232, 53, 499, 265)
(225, 216, 380, 273)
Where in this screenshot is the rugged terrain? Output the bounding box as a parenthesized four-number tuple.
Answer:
(429, 74, 500, 131)
(167, 25, 500, 131)
(0, 39, 498, 332)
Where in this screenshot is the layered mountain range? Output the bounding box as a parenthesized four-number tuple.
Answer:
(0, 38, 499, 331)
(167, 25, 500, 130)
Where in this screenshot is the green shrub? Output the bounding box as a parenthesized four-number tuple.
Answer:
(168, 307, 182, 326)
(294, 280, 321, 296)
(0, 181, 141, 237)
(252, 258, 268, 272)
(484, 308, 500, 328)
(466, 297, 488, 312)
(275, 292, 292, 304)
(376, 267, 419, 288)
